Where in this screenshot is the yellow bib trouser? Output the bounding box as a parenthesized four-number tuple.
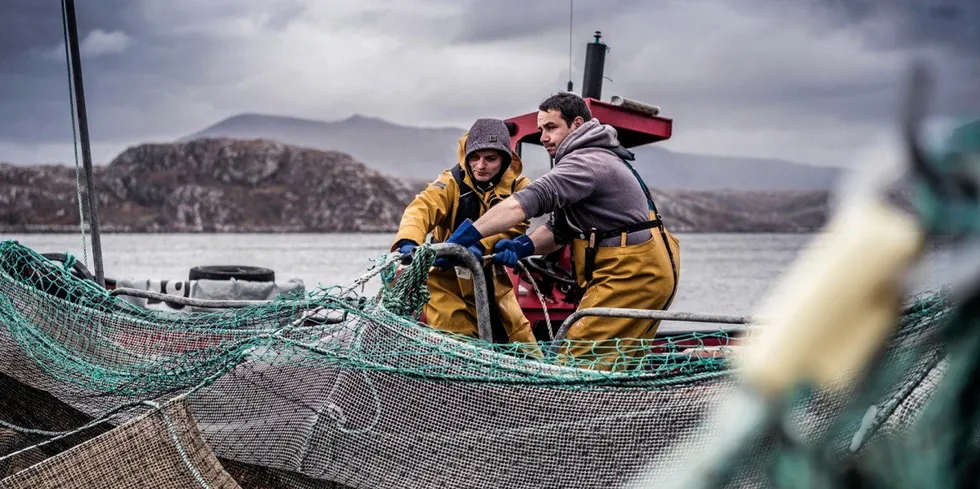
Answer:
(423, 264, 542, 358)
(560, 230, 680, 370)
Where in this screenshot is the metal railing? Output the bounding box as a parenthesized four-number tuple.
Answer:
(551, 307, 752, 353)
(427, 245, 753, 346)
(108, 288, 293, 309)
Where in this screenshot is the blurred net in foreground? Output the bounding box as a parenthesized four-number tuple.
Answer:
(0, 240, 955, 488)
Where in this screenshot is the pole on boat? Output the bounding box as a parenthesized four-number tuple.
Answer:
(62, 0, 106, 287)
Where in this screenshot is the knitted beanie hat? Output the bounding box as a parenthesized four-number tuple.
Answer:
(464, 118, 512, 166)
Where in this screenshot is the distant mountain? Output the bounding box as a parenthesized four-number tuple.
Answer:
(182, 113, 845, 190)
(0, 139, 831, 234)
(183, 113, 465, 182)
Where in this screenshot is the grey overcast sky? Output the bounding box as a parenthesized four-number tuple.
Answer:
(0, 0, 977, 167)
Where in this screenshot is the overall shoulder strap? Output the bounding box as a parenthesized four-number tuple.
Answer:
(607, 146, 679, 307)
(451, 165, 483, 231)
(609, 146, 662, 217)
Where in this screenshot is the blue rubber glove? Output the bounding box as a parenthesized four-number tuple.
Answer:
(431, 219, 486, 270)
(445, 219, 484, 249)
(395, 239, 418, 264)
(396, 240, 418, 256)
(433, 242, 484, 271)
(492, 234, 535, 268)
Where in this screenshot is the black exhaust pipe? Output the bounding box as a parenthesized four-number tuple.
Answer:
(581, 31, 607, 100)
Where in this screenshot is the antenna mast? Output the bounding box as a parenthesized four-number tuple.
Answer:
(566, 0, 574, 92)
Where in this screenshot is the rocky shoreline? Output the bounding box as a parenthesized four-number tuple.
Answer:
(1, 138, 831, 234)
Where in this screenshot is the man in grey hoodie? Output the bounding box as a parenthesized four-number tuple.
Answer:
(442, 92, 680, 370)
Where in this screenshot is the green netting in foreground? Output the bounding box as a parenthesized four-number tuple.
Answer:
(0, 239, 745, 398)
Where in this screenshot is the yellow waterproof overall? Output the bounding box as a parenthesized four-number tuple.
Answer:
(559, 217, 681, 371)
(424, 263, 538, 349)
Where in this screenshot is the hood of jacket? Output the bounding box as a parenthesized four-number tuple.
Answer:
(455, 133, 524, 192)
(554, 118, 621, 163)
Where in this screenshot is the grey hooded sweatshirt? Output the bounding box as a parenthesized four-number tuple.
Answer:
(512, 118, 653, 247)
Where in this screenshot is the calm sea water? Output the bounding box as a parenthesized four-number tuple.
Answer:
(3, 232, 953, 324)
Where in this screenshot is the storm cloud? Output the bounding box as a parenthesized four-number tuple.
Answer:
(0, 0, 976, 167)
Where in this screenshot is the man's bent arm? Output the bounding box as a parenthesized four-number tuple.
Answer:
(529, 226, 561, 256)
(469, 196, 562, 256)
(470, 155, 597, 240)
(472, 197, 527, 238)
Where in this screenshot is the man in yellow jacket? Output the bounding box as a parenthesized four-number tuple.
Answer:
(391, 118, 539, 352)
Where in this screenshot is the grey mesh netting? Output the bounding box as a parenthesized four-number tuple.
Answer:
(0, 239, 959, 488)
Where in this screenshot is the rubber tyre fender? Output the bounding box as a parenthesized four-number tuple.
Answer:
(41, 252, 96, 282)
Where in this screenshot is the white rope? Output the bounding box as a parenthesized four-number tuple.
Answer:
(516, 262, 553, 341)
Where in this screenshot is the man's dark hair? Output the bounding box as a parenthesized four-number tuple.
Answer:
(538, 92, 592, 127)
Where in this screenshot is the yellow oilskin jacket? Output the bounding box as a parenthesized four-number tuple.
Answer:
(391, 134, 540, 355)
